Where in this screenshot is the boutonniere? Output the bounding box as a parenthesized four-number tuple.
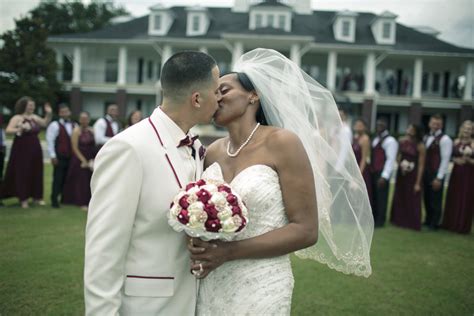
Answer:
(199, 145, 206, 160)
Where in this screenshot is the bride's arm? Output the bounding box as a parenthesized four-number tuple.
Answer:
(190, 129, 318, 278)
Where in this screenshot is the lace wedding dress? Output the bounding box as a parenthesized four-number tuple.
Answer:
(196, 162, 294, 316)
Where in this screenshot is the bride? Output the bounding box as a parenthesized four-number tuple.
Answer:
(189, 49, 373, 315)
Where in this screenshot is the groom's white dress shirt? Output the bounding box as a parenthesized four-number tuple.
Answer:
(84, 107, 203, 315)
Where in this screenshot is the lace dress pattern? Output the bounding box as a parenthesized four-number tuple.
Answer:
(196, 162, 294, 316)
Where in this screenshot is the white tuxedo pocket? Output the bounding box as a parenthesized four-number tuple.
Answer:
(124, 276, 174, 297)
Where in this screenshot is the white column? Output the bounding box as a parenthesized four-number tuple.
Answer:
(463, 62, 473, 101)
(231, 42, 244, 70)
(413, 58, 423, 99)
(199, 46, 208, 54)
(161, 45, 172, 69)
(117, 46, 128, 86)
(364, 53, 376, 95)
(290, 44, 301, 67)
(326, 51, 337, 91)
(72, 46, 81, 84)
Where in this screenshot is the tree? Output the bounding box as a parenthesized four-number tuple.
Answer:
(0, 0, 128, 112)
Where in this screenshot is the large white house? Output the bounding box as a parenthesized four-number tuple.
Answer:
(48, 0, 474, 136)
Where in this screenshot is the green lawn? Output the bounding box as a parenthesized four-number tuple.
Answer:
(1, 165, 473, 315)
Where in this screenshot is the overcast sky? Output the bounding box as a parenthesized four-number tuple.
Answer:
(1, 0, 473, 48)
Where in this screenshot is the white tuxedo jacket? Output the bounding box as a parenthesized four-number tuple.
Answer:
(84, 108, 204, 315)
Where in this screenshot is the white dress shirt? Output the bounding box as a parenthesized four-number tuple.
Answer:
(425, 129, 453, 179)
(156, 108, 197, 181)
(335, 123, 354, 172)
(46, 119, 74, 159)
(372, 130, 399, 180)
(93, 114, 120, 146)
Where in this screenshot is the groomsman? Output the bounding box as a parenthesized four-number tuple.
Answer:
(371, 118, 398, 227)
(93, 104, 121, 150)
(423, 114, 453, 230)
(46, 104, 75, 208)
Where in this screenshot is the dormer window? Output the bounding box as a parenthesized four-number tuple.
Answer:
(249, 11, 291, 31)
(153, 14, 162, 31)
(148, 5, 174, 36)
(255, 14, 263, 27)
(371, 11, 397, 45)
(268, 14, 275, 26)
(186, 6, 210, 36)
(278, 14, 286, 28)
(333, 11, 358, 43)
(382, 22, 392, 39)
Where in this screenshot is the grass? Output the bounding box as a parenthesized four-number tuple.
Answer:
(1, 165, 473, 315)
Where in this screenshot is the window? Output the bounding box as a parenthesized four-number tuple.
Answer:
(137, 58, 144, 84)
(268, 14, 274, 27)
(156, 62, 161, 79)
(255, 14, 263, 28)
(342, 20, 351, 37)
(422, 72, 429, 92)
(382, 22, 391, 39)
(192, 15, 200, 32)
(432, 72, 440, 92)
(278, 15, 286, 29)
(62, 54, 72, 81)
(154, 14, 162, 31)
(105, 59, 118, 83)
(147, 61, 154, 80)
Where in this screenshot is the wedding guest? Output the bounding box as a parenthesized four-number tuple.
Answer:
(371, 118, 398, 227)
(2, 96, 52, 208)
(352, 118, 372, 205)
(442, 120, 473, 234)
(63, 111, 96, 211)
(334, 109, 353, 172)
(390, 124, 426, 231)
(423, 114, 453, 230)
(127, 110, 143, 127)
(46, 104, 75, 208)
(93, 104, 120, 150)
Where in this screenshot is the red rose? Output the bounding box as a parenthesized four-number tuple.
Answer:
(236, 216, 247, 232)
(231, 205, 241, 215)
(226, 194, 238, 206)
(185, 182, 196, 191)
(196, 179, 206, 187)
(205, 219, 221, 232)
(218, 185, 232, 194)
(179, 195, 190, 209)
(204, 204, 218, 219)
(196, 189, 211, 204)
(178, 210, 189, 224)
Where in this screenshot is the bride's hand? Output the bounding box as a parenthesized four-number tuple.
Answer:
(188, 238, 229, 279)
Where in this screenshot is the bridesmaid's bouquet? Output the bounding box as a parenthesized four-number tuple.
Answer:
(400, 159, 415, 174)
(460, 145, 472, 157)
(168, 179, 248, 241)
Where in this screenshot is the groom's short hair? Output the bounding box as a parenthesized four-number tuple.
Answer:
(161, 51, 217, 101)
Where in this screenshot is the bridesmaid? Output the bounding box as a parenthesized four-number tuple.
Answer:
(62, 111, 96, 211)
(390, 124, 426, 231)
(352, 118, 373, 206)
(442, 120, 473, 234)
(127, 110, 143, 128)
(3, 96, 52, 208)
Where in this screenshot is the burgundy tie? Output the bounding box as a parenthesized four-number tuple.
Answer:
(178, 135, 199, 148)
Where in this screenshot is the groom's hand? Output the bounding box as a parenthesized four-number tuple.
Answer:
(188, 238, 229, 279)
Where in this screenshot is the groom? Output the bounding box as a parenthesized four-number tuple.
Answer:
(84, 51, 221, 315)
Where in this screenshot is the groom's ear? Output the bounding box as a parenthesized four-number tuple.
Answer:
(191, 91, 201, 108)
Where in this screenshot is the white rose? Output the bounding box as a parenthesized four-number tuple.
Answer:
(232, 215, 243, 228)
(218, 206, 233, 221)
(170, 204, 181, 217)
(188, 202, 204, 216)
(202, 184, 218, 194)
(211, 192, 227, 208)
(221, 218, 237, 233)
(187, 186, 200, 195)
(188, 215, 205, 229)
(187, 193, 198, 204)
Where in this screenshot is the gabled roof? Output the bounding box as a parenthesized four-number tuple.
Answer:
(253, 0, 291, 8)
(49, 6, 474, 55)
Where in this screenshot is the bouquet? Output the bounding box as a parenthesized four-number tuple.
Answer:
(400, 159, 415, 174)
(168, 179, 248, 241)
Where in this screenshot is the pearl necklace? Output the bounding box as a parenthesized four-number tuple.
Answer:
(227, 123, 261, 158)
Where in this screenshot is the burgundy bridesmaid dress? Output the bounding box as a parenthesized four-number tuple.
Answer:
(62, 129, 96, 206)
(2, 118, 43, 201)
(442, 142, 474, 234)
(390, 138, 422, 231)
(352, 137, 373, 206)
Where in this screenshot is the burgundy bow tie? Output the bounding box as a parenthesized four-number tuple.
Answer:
(177, 134, 198, 148)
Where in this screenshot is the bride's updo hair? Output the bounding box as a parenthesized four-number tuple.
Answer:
(233, 72, 268, 126)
